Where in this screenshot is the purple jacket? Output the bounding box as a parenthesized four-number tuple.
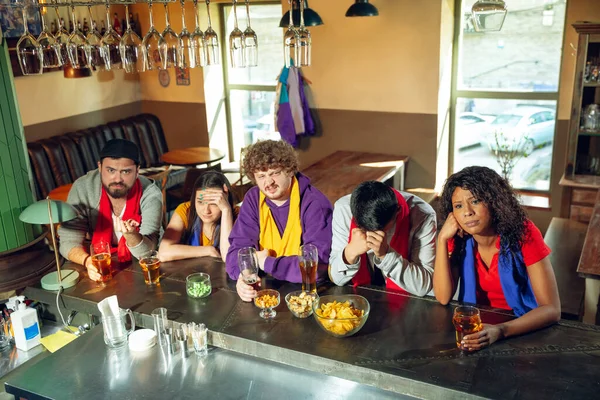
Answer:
(225, 173, 333, 283)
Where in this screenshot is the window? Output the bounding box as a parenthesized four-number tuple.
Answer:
(220, 2, 282, 162)
(451, 0, 567, 192)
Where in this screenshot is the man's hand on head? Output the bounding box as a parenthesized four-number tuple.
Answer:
(366, 230, 389, 259)
(344, 228, 369, 264)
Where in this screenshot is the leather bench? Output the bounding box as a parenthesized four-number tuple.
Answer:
(27, 113, 186, 200)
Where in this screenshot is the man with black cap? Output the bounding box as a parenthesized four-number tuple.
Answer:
(58, 139, 163, 281)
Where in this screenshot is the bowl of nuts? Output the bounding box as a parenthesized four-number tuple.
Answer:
(253, 289, 280, 319)
(285, 290, 318, 318)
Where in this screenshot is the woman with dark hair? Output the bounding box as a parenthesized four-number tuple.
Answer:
(434, 166, 560, 350)
(159, 171, 236, 262)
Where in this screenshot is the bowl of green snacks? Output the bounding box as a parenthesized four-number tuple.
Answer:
(186, 273, 212, 298)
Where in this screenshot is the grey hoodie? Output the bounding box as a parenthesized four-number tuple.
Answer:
(58, 170, 163, 260)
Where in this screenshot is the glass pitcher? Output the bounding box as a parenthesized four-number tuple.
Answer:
(102, 308, 135, 348)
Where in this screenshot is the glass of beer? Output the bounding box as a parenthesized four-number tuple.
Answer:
(139, 250, 161, 285)
(238, 247, 260, 291)
(90, 241, 112, 282)
(452, 305, 483, 351)
(299, 244, 318, 293)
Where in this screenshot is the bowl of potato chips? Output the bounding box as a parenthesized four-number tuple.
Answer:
(254, 289, 280, 319)
(312, 295, 370, 338)
(285, 290, 318, 318)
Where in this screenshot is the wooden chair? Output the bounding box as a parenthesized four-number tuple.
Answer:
(146, 165, 172, 229)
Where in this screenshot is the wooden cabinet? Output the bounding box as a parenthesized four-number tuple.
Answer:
(565, 22, 600, 178)
(561, 23, 600, 222)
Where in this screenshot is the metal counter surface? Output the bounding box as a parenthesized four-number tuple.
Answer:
(22, 258, 600, 399)
(4, 325, 407, 400)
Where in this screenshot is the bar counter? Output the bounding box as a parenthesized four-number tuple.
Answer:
(9, 258, 600, 399)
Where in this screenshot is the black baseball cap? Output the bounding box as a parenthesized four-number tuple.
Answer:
(99, 139, 140, 165)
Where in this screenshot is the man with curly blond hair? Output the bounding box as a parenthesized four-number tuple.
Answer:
(226, 140, 333, 301)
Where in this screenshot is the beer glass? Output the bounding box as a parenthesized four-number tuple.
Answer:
(452, 305, 483, 350)
(243, 0, 258, 67)
(283, 0, 299, 68)
(238, 247, 260, 290)
(159, 2, 179, 69)
(229, 0, 245, 68)
(139, 250, 161, 285)
(151, 307, 168, 347)
(67, 4, 91, 69)
(37, 6, 62, 69)
(86, 6, 106, 71)
(101, 3, 122, 70)
(0, 318, 10, 350)
(190, 0, 207, 68)
(299, 244, 318, 293)
(297, 0, 311, 67)
(90, 241, 112, 282)
(119, 5, 144, 73)
(204, 0, 220, 65)
(142, 0, 164, 71)
(102, 308, 135, 348)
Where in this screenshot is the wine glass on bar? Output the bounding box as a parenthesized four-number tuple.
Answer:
(178, 0, 194, 69)
(53, 1, 70, 67)
(243, 0, 258, 67)
(190, 0, 207, 68)
(37, 3, 62, 69)
(16, 3, 44, 75)
(283, 0, 299, 68)
(142, 0, 164, 71)
(101, 2, 122, 70)
(119, 5, 144, 73)
(297, 0, 311, 67)
(204, 0, 219, 65)
(86, 5, 106, 71)
(67, 4, 91, 69)
(159, 2, 179, 69)
(229, 0, 245, 68)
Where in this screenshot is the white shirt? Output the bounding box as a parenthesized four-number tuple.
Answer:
(111, 206, 126, 245)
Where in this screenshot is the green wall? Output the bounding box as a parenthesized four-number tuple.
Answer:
(0, 35, 35, 252)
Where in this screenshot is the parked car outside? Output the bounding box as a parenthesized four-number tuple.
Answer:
(251, 114, 281, 143)
(480, 106, 556, 154)
(455, 112, 494, 149)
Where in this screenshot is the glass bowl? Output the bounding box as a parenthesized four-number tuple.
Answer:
(312, 294, 370, 338)
(186, 273, 212, 298)
(254, 289, 280, 319)
(285, 290, 318, 318)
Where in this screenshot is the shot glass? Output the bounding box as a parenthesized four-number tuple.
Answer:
(191, 323, 208, 357)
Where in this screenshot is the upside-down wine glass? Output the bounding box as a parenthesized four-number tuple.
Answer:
(119, 5, 144, 73)
(178, 0, 193, 68)
(190, 0, 207, 68)
(204, 0, 219, 65)
(283, 0, 299, 68)
(243, 0, 258, 67)
(142, 0, 164, 70)
(67, 4, 90, 69)
(297, 0, 310, 66)
(159, 2, 179, 69)
(229, 0, 244, 68)
(37, 4, 62, 69)
(86, 5, 106, 70)
(101, 3, 122, 70)
(53, 1, 70, 66)
(16, 3, 43, 75)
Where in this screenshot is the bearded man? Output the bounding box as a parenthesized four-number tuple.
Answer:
(58, 139, 163, 281)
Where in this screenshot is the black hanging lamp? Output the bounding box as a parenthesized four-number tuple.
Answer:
(278, 0, 323, 28)
(345, 0, 379, 17)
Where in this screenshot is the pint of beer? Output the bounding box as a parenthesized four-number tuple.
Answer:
(299, 244, 318, 293)
(139, 250, 161, 285)
(452, 306, 483, 350)
(91, 241, 112, 282)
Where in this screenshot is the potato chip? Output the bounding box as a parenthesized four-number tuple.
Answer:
(315, 300, 365, 336)
(255, 294, 279, 308)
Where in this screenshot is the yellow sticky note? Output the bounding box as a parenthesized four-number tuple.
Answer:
(40, 329, 78, 353)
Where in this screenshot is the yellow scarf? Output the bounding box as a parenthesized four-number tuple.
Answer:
(259, 176, 302, 257)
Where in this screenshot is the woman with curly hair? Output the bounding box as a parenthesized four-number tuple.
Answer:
(434, 166, 560, 350)
(159, 171, 236, 262)
(225, 140, 333, 301)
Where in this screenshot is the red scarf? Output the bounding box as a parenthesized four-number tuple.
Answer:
(350, 188, 410, 293)
(92, 179, 142, 263)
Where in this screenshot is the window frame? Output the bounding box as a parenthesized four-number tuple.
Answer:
(219, 1, 281, 162)
(448, 0, 567, 195)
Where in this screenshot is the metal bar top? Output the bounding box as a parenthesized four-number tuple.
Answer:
(21, 258, 600, 399)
